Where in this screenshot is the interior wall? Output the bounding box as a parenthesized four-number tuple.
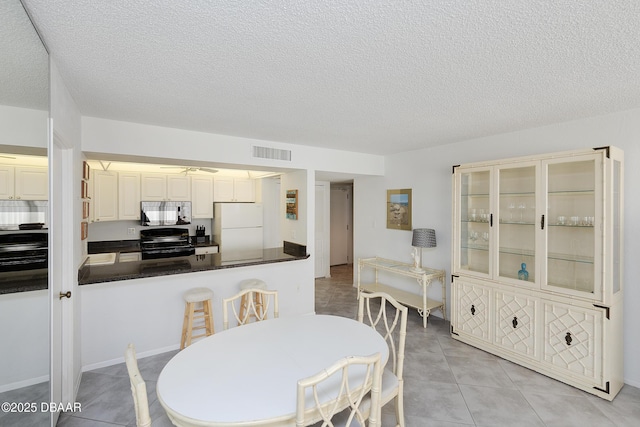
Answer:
(0, 105, 48, 149)
(354, 106, 640, 388)
(82, 117, 385, 177)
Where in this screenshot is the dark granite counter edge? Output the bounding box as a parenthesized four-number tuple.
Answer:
(0, 269, 48, 295)
(78, 249, 309, 286)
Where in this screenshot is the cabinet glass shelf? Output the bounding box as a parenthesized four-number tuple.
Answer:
(548, 190, 594, 196)
(499, 191, 536, 196)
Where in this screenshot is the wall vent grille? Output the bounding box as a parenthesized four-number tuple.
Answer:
(252, 146, 292, 161)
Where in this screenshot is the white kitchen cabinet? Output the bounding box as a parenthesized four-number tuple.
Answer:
(0, 166, 48, 200)
(92, 170, 118, 222)
(191, 176, 214, 218)
(141, 173, 190, 201)
(213, 177, 255, 202)
(451, 147, 624, 400)
(118, 172, 141, 220)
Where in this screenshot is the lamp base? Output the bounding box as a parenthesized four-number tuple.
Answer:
(410, 267, 425, 273)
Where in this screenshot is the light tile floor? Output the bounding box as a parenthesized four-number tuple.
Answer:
(2, 265, 638, 426)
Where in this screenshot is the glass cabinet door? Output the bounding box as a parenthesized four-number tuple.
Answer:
(496, 163, 538, 286)
(457, 168, 492, 277)
(543, 154, 601, 297)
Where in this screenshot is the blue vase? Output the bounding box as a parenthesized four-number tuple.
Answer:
(518, 263, 529, 281)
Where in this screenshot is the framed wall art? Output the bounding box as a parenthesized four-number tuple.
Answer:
(81, 221, 88, 240)
(286, 189, 298, 220)
(386, 188, 412, 230)
(82, 161, 90, 180)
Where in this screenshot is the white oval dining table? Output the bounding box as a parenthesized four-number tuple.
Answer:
(156, 314, 389, 427)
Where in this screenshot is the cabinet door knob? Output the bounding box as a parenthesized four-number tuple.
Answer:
(565, 332, 572, 345)
(512, 316, 518, 328)
(59, 291, 72, 300)
(470, 304, 476, 315)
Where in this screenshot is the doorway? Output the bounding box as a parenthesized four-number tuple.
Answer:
(330, 184, 353, 266)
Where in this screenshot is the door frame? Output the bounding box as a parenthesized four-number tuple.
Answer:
(50, 130, 77, 424)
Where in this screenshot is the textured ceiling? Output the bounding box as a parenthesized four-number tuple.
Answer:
(0, 0, 48, 110)
(20, 0, 640, 155)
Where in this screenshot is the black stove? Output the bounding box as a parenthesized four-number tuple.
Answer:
(139, 228, 194, 260)
(0, 232, 48, 271)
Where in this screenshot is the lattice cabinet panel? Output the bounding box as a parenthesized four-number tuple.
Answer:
(543, 301, 603, 384)
(452, 279, 491, 342)
(494, 290, 538, 359)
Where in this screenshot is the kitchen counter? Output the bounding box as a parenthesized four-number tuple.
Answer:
(78, 247, 309, 285)
(0, 268, 47, 294)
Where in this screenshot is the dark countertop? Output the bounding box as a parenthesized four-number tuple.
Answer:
(0, 268, 47, 295)
(78, 247, 309, 286)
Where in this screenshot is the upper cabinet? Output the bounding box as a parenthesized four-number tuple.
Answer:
(213, 177, 255, 202)
(0, 166, 48, 200)
(141, 174, 190, 201)
(452, 149, 620, 302)
(118, 172, 141, 220)
(92, 170, 118, 222)
(191, 176, 213, 218)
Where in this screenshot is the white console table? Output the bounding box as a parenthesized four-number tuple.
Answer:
(357, 257, 446, 328)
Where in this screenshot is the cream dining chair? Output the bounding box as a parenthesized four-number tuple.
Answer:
(296, 353, 383, 427)
(357, 292, 408, 427)
(222, 288, 279, 330)
(125, 343, 152, 427)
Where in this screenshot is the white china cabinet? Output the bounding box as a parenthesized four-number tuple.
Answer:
(451, 147, 624, 400)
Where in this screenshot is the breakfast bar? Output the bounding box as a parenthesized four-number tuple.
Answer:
(78, 247, 308, 286)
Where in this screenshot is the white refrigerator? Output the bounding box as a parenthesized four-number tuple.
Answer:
(213, 203, 263, 261)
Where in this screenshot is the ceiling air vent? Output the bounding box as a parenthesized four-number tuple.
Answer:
(252, 146, 292, 161)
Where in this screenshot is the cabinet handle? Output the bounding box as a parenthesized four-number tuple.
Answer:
(490, 213, 493, 227)
(59, 291, 72, 300)
(565, 332, 572, 346)
(512, 316, 518, 328)
(470, 305, 476, 315)
(541, 214, 545, 230)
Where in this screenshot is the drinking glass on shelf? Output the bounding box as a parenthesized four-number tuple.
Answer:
(507, 202, 515, 221)
(482, 232, 489, 244)
(469, 209, 477, 222)
(557, 215, 566, 225)
(469, 231, 478, 244)
(518, 202, 526, 222)
(571, 216, 580, 226)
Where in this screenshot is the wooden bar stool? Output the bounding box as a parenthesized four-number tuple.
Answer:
(180, 287, 215, 349)
(238, 279, 267, 322)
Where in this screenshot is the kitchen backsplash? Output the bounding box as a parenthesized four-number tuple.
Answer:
(88, 218, 213, 242)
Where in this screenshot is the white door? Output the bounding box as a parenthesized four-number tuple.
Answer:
(330, 187, 350, 265)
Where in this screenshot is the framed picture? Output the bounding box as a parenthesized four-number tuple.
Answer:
(81, 221, 88, 240)
(82, 161, 90, 180)
(81, 180, 88, 199)
(386, 189, 412, 230)
(82, 201, 90, 219)
(286, 189, 298, 220)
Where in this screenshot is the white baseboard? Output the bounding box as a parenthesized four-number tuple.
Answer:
(81, 344, 180, 372)
(0, 375, 49, 394)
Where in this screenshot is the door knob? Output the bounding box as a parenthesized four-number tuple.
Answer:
(59, 291, 72, 300)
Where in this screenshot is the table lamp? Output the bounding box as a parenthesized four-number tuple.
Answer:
(411, 228, 436, 273)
